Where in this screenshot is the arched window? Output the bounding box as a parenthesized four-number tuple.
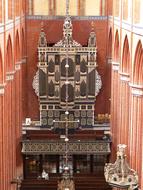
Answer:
(108, 29, 112, 58)
(121, 36, 130, 73)
(6, 36, 13, 71)
(78, 0, 85, 16)
(15, 31, 20, 62)
(21, 28, 25, 57)
(15, 0, 20, 16)
(133, 41, 143, 84)
(114, 0, 119, 17)
(0, 0, 2, 22)
(123, 0, 128, 20)
(114, 31, 120, 62)
(22, 0, 25, 14)
(133, 0, 141, 23)
(8, 0, 13, 19)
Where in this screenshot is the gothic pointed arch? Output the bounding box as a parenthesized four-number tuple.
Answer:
(21, 28, 25, 57)
(80, 59, 87, 73)
(121, 36, 130, 73)
(133, 41, 143, 84)
(55, 70, 60, 82)
(61, 58, 74, 77)
(6, 35, 13, 71)
(114, 30, 120, 61)
(48, 80, 55, 97)
(80, 80, 86, 96)
(48, 59, 55, 73)
(15, 30, 21, 62)
(0, 48, 3, 83)
(75, 70, 80, 82)
(61, 84, 74, 102)
(108, 28, 112, 58)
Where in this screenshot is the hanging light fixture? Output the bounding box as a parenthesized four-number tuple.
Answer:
(57, 0, 75, 190)
(104, 144, 138, 190)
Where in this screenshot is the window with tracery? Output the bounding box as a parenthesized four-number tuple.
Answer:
(133, 0, 141, 23)
(114, 0, 119, 17)
(123, 0, 128, 20)
(0, 0, 2, 22)
(8, 0, 12, 19)
(29, 0, 106, 16)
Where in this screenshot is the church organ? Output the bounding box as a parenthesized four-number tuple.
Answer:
(33, 17, 102, 129)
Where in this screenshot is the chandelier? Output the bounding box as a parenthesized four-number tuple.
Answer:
(57, 0, 75, 190)
(104, 144, 138, 190)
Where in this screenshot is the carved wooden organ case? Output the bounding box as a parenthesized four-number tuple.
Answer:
(33, 17, 102, 129)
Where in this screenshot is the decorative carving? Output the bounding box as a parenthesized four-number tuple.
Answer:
(22, 140, 111, 154)
(80, 81, 86, 96)
(48, 59, 55, 73)
(48, 110, 53, 117)
(54, 16, 82, 48)
(39, 52, 45, 62)
(55, 70, 60, 82)
(81, 118, 86, 125)
(41, 118, 47, 125)
(61, 84, 74, 102)
(32, 70, 39, 96)
(75, 70, 80, 82)
(80, 59, 87, 73)
(41, 110, 47, 117)
(35, 9, 102, 128)
(74, 110, 80, 117)
(104, 144, 138, 190)
(88, 27, 96, 47)
(38, 27, 47, 47)
(48, 80, 55, 97)
(58, 178, 75, 190)
(61, 58, 74, 77)
(95, 70, 102, 96)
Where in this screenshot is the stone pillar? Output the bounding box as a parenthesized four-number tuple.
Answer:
(119, 72, 130, 149)
(129, 84, 143, 186)
(21, 57, 27, 120)
(0, 86, 4, 190)
(110, 61, 120, 160)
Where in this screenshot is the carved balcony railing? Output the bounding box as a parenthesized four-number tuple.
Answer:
(22, 140, 111, 155)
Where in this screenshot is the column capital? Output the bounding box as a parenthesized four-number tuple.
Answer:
(119, 72, 130, 82)
(21, 56, 27, 64)
(15, 61, 22, 70)
(0, 83, 6, 95)
(112, 61, 120, 71)
(6, 71, 15, 81)
(107, 57, 112, 64)
(129, 83, 143, 97)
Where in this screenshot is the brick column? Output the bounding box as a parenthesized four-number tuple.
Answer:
(5, 72, 15, 190)
(0, 85, 4, 190)
(21, 57, 27, 120)
(129, 84, 143, 187)
(110, 61, 120, 160)
(118, 72, 130, 148)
